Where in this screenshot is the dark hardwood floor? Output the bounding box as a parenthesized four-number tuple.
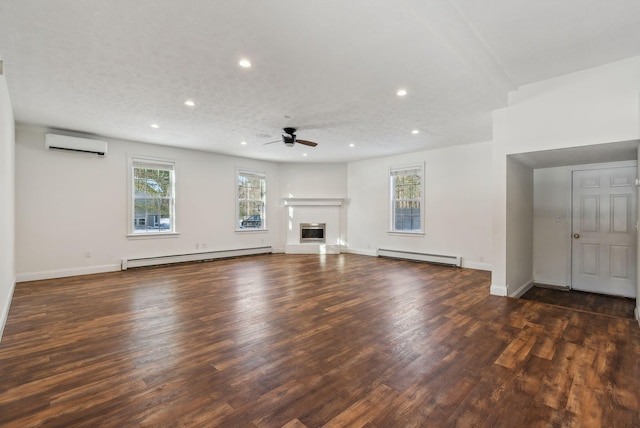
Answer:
(522, 285, 636, 319)
(1, 254, 639, 427)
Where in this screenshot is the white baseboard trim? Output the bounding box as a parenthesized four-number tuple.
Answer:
(0, 276, 16, 343)
(533, 278, 568, 288)
(345, 249, 491, 271)
(342, 248, 377, 257)
(462, 261, 492, 271)
(122, 247, 272, 270)
(490, 283, 508, 296)
(16, 264, 121, 283)
(510, 280, 534, 298)
(377, 248, 462, 267)
(635, 307, 640, 326)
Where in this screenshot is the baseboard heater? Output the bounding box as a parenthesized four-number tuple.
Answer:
(121, 246, 272, 270)
(377, 248, 462, 267)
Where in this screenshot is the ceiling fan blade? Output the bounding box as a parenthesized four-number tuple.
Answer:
(296, 139, 318, 147)
(263, 140, 281, 145)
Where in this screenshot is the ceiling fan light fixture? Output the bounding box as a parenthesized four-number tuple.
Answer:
(263, 127, 319, 148)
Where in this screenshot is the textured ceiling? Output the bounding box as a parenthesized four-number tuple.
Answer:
(1, 0, 639, 162)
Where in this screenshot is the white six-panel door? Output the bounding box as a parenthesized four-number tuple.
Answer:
(571, 166, 637, 298)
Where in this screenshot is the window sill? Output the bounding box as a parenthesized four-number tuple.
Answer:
(127, 232, 181, 240)
(387, 230, 425, 237)
(235, 229, 269, 233)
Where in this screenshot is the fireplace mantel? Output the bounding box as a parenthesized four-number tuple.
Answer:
(283, 198, 344, 206)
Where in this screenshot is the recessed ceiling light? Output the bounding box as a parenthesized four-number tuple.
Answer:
(302, 153, 308, 157)
(150, 123, 159, 129)
(241, 141, 247, 145)
(349, 143, 355, 147)
(239, 59, 252, 68)
(411, 129, 420, 134)
(184, 100, 195, 107)
(397, 89, 407, 97)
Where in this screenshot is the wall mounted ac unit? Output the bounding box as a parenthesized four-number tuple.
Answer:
(45, 133, 108, 157)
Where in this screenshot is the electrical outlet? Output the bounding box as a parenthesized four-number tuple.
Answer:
(195, 243, 200, 249)
(85, 251, 92, 258)
(202, 243, 207, 249)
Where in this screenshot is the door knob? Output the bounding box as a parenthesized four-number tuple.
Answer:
(573, 233, 580, 239)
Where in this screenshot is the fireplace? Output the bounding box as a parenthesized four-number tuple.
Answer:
(283, 198, 343, 254)
(300, 223, 326, 243)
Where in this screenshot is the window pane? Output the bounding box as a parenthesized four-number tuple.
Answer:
(159, 170, 171, 197)
(147, 199, 159, 229)
(134, 198, 146, 231)
(247, 187, 257, 201)
(390, 167, 422, 232)
(248, 201, 262, 216)
(238, 201, 248, 219)
(237, 171, 266, 230)
(131, 159, 175, 234)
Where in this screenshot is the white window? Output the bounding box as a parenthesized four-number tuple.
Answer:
(237, 169, 266, 230)
(129, 156, 176, 235)
(390, 164, 424, 233)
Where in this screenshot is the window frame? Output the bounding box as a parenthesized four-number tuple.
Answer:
(127, 155, 178, 238)
(236, 168, 267, 232)
(388, 163, 425, 235)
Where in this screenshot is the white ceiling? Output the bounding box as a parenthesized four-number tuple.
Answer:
(1, 0, 639, 163)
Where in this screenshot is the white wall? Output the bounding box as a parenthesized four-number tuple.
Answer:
(505, 56, 640, 154)
(15, 126, 285, 281)
(533, 166, 571, 287)
(505, 157, 533, 296)
(347, 141, 493, 270)
(492, 55, 640, 296)
(0, 61, 15, 340)
(279, 163, 347, 199)
(16, 124, 494, 283)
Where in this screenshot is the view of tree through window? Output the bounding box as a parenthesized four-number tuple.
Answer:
(237, 170, 266, 230)
(132, 160, 175, 233)
(390, 166, 422, 232)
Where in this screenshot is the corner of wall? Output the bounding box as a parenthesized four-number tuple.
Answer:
(0, 276, 16, 343)
(492, 278, 536, 297)
(509, 279, 534, 298)
(342, 247, 377, 257)
(490, 283, 508, 296)
(0, 57, 16, 344)
(462, 260, 492, 271)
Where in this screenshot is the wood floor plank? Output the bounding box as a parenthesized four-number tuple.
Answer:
(0, 254, 638, 426)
